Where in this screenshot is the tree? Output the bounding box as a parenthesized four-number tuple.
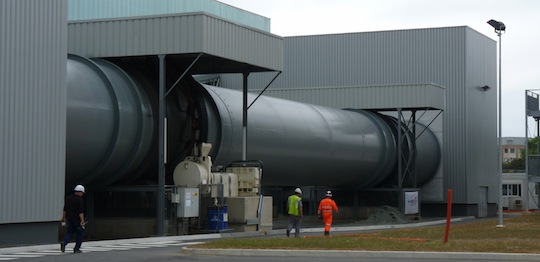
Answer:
(522, 137, 540, 159)
(503, 157, 524, 171)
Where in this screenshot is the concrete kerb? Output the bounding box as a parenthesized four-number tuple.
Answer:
(181, 248, 540, 261)
(264, 216, 477, 236)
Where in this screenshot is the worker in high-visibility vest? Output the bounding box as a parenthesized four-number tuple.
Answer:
(317, 190, 338, 236)
(286, 187, 303, 238)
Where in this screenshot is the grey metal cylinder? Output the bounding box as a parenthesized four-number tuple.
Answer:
(66, 54, 154, 186)
(414, 122, 441, 186)
(65, 54, 440, 189)
(200, 85, 440, 188)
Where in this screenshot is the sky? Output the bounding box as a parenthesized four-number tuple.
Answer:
(218, 0, 540, 137)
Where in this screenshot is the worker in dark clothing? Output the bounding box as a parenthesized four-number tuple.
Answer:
(61, 184, 86, 253)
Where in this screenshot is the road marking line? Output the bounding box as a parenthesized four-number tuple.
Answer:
(26, 251, 63, 255)
(0, 240, 202, 260)
(4, 253, 42, 258)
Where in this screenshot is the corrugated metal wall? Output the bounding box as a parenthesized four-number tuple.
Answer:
(223, 27, 469, 88)
(67, 0, 271, 32)
(68, 13, 282, 71)
(465, 29, 498, 204)
(202, 15, 283, 71)
(222, 27, 498, 205)
(224, 27, 467, 88)
(68, 14, 207, 57)
(0, 0, 67, 224)
(250, 84, 445, 110)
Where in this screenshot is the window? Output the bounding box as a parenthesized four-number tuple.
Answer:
(510, 148, 515, 153)
(502, 184, 521, 196)
(504, 148, 508, 153)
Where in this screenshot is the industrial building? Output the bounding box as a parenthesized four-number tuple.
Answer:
(1, 0, 497, 246)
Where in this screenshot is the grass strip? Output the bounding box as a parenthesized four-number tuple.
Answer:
(193, 212, 540, 253)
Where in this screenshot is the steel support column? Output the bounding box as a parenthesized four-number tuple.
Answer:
(157, 54, 166, 236)
(242, 72, 249, 161)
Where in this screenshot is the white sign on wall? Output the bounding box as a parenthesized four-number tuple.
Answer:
(404, 191, 419, 214)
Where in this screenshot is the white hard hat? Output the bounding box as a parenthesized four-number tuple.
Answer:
(74, 185, 85, 193)
(326, 190, 332, 197)
(294, 188, 302, 194)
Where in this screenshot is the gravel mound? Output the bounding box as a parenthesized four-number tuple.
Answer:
(359, 205, 413, 225)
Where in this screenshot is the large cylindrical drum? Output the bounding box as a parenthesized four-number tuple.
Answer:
(66, 55, 154, 186)
(201, 85, 430, 188)
(65, 54, 441, 189)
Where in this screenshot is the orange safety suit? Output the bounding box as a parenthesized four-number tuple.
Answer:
(317, 197, 338, 233)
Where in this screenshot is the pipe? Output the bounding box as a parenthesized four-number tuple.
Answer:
(65, 54, 441, 189)
(66, 54, 154, 187)
(200, 84, 440, 188)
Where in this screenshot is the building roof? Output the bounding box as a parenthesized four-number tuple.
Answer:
(502, 137, 526, 145)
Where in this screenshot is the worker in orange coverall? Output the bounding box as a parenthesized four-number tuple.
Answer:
(317, 190, 338, 236)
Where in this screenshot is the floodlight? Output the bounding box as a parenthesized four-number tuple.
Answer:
(487, 19, 506, 32)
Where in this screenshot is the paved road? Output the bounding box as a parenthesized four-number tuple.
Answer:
(1, 242, 536, 262)
(1, 242, 531, 262)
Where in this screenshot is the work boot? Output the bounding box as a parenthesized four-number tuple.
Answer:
(324, 231, 329, 236)
(60, 242, 65, 253)
(286, 230, 290, 237)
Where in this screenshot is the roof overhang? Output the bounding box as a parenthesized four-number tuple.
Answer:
(68, 12, 283, 73)
(349, 83, 446, 111)
(256, 83, 446, 111)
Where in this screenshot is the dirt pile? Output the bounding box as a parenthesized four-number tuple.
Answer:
(358, 205, 413, 225)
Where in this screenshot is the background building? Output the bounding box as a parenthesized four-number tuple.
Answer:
(500, 137, 538, 211)
(502, 137, 526, 163)
(502, 173, 539, 211)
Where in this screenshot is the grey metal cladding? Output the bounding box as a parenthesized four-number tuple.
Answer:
(255, 84, 445, 111)
(223, 26, 497, 204)
(68, 12, 283, 71)
(1, 0, 68, 223)
(67, 0, 271, 32)
(463, 28, 498, 203)
(222, 26, 468, 89)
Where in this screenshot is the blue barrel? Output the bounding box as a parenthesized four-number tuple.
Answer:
(207, 206, 228, 230)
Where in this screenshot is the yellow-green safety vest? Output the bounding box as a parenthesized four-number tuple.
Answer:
(288, 195, 302, 216)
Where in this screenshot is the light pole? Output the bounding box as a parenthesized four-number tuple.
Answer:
(487, 19, 505, 228)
